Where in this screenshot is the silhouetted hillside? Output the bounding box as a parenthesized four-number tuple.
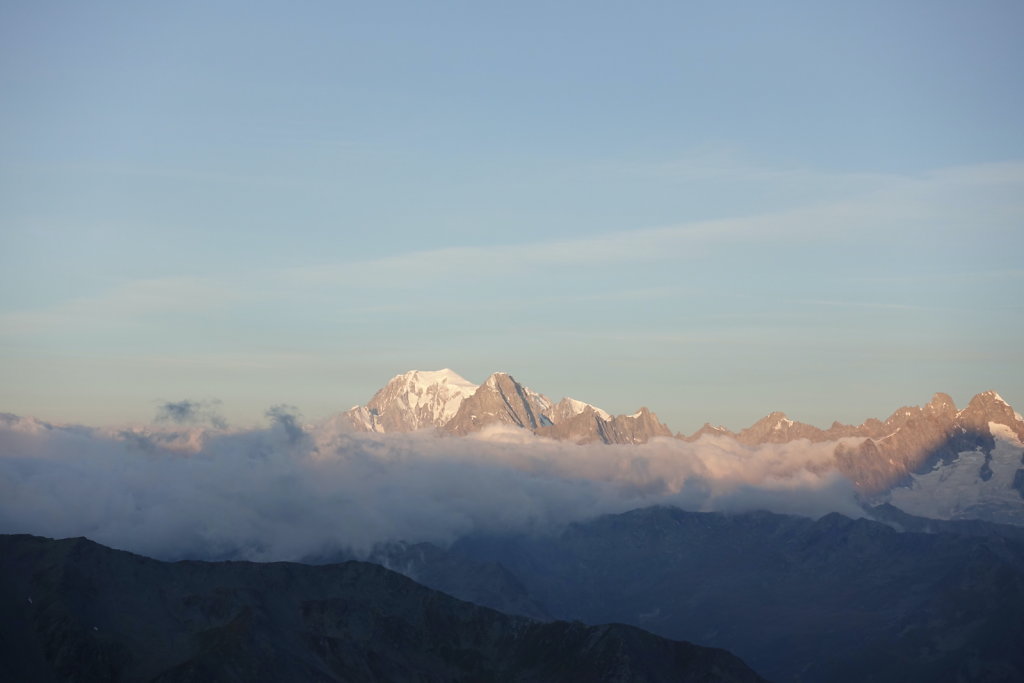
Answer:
(0, 534, 765, 683)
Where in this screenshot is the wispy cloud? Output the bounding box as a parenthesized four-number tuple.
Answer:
(0, 276, 236, 335)
(280, 160, 1024, 290)
(788, 299, 954, 313)
(3, 160, 1020, 340)
(592, 148, 902, 189)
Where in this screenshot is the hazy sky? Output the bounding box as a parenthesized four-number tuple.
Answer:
(2, 1, 1022, 432)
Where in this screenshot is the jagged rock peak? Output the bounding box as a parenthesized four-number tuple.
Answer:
(681, 422, 735, 441)
(555, 397, 611, 421)
(484, 371, 511, 387)
(445, 372, 554, 435)
(966, 390, 1015, 413)
(925, 392, 957, 416)
(605, 407, 674, 443)
(960, 390, 1024, 438)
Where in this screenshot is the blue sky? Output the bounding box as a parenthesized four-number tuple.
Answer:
(1, 1, 1022, 432)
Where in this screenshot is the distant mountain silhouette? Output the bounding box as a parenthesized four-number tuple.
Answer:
(431, 506, 1024, 683)
(0, 534, 765, 683)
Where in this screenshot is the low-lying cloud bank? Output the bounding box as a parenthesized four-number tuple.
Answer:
(0, 414, 865, 561)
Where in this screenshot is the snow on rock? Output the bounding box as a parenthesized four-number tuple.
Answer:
(886, 421, 1024, 526)
(562, 397, 611, 421)
(330, 369, 479, 434)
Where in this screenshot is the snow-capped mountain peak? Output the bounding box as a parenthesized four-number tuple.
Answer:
(332, 368, 478, 433)
(561, 397, 611, 421)
(378, 369, 477, 419)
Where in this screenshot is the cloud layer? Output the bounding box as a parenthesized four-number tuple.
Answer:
(0, 414, 865, 561)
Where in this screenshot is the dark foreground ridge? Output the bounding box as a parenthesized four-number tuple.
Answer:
(0, 534, 765, 683)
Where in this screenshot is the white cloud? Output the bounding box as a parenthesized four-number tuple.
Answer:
(0, 415, 864, 562)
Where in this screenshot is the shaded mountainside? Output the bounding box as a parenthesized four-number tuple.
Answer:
(867, 503, 1024, 542)
(308, 541, 552, 621)
(444, 507, 1024, 683)
(0, 534, 765, 683)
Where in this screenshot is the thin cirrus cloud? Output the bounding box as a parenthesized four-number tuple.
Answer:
(3, 158, 1020, 336)
(279, 160, 1024, 290)
(0, 275, 236, 336)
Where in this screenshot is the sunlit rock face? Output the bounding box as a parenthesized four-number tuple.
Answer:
(708, 390, 1024, 501)
(323, 375, 1024, 522)
(837, 391, 1024, 500)
(329, 369, 674, 444)
(445, 372, 555, 435)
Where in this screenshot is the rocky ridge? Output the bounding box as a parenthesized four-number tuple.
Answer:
(0, 534, 765, 683)
(327, 373, 1024, 523)
(329, 372, 1024, 479)
(333, 370, 673, 445)
(703, 390, 1024, 498)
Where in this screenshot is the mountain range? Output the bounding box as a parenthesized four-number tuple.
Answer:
(323, 369, 1024, 525)
(323, 369, 672, 445)
(5, 373, 1024, 680)
(398, 505, 1024, 683)
(0, 533, 765, 683)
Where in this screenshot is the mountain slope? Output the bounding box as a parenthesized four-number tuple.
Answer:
(884, 420, 1024, 525)
(327, 369, 674, 444)
(685, 390, 1024, 513)
(449, 506, 1024, 683)
(329, 369, 478, 433)
(0, 534, 766, 683)
(445, 372, 555, 435)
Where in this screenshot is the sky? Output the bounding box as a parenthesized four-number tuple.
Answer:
(1, 1, 1023, 433)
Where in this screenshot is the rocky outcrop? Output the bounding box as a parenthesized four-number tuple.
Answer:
(444, 372, 555, 435)
(548, 397, 610, 423)
(440, 373, 673, 444)
(959, 390, 1024, 442)
(735, 411, 822, 445)
(680, 422, 732, 442)
(537, 405, 672, 445)
(603, 407, 674, 444)
(537, 405, 611, 444)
